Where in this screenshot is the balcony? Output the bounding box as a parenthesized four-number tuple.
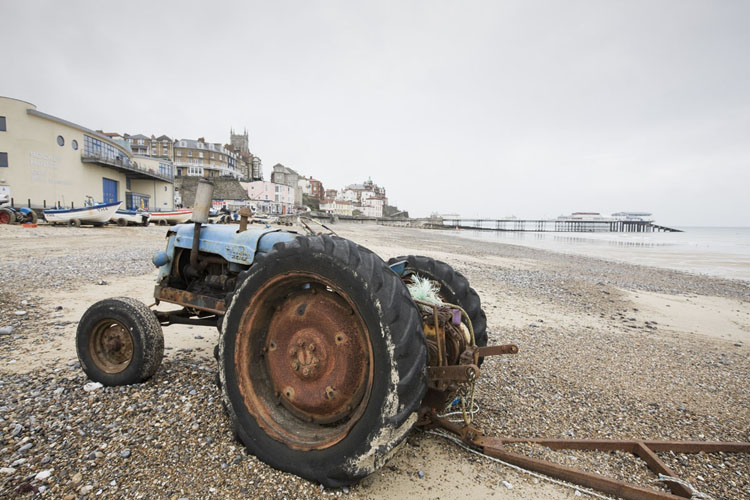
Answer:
(82, 152, 174, 183)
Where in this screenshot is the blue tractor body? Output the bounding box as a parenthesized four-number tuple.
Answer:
(154, 223, 297, 282)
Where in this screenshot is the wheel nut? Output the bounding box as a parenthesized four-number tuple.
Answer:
(308, 343, 316, 352)
(303, 367, 310, 376)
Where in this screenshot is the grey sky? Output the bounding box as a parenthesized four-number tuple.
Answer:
(2, 0, 749, 225)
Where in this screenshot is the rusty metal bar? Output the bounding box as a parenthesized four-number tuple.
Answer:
(154, 285, 226, 315)
(476, 344, 518, 356)
(633, 442, 691, 498)
(427, 364, 480, 382)
(498, 437, 750, 454)
(430, 416, 749, 500)
(474, 436, 687, 500)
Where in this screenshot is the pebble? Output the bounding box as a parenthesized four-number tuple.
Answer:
(120, 449, 131, 459)
(501, 480, 513, 489)
(0, 326, 14, 335)
(34, 469, 52, 481)
(417, 470, 424, 479)
(83, 382, 103, 392)
(14, 311, 26, 316)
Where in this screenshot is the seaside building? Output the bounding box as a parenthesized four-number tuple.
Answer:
(173, 138, 242, 179)
(244, 180, 295, 215)
(331, 177, 388, 217)
(270, 163, 302, 207)
(122, 134, 173, 159)
(0, 96, 174, 211)
(320, 198, 355, 216)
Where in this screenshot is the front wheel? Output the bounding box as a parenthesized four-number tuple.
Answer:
(221, 235, 427, 487)
(76, 297, 164, 385)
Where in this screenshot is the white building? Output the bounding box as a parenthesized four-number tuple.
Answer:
(320, 198, 355, 216)
(244, 180, 295, 215)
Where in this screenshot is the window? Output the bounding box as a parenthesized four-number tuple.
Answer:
(199, 152, 203, 158)
(176, 150, 181, 156)
(0, 116, 6, 131)
(57, 135, 65, 146)
(188, 151, 192, 157)
(71, 139, 78, 151)
(0, 152, 7, 167)
(83, 135, 131, 167)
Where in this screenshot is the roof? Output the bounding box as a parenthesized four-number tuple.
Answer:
(128, 134, 150, 140)
(176, 138, 232, 155)
(272, 163, 300, 177)
(175, 177, 250, 205)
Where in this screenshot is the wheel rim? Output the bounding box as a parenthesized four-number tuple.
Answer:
(89, 320, 134, 373)
(234, 271, 374, 450)
(0, 210, 10, 224)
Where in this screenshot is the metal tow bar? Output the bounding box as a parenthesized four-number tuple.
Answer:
(427, 344, 750, 500)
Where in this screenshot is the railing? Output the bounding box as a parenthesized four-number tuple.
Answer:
(82, 152, 174, 182)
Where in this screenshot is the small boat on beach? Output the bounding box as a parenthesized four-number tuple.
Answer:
(43, 201, 122, 226)
(149, 209, 193, 225)
(114, 209, 151, 226)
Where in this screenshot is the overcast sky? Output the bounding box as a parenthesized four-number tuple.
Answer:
(2, 1, 749, 225)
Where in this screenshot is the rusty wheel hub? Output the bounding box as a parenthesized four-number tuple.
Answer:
(266, 293, 368, 424)
(89, 320, 134, 373)
(235, 272, 374, 450)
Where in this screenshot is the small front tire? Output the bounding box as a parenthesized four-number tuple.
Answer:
(76, 297, 164, 386)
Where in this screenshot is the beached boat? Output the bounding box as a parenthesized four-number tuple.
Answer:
(114, 209, 151, 226)
(149, 209, 193, 225)
(43, 201, 122, 226)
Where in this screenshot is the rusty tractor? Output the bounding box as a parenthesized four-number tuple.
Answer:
(76, 180, 749, 499)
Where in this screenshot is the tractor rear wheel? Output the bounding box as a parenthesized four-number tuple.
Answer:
(387, 255, 488, 355)
(220, 235, 427, 487)
(76, 297, 164, 386)
(27, 211, 38, 224)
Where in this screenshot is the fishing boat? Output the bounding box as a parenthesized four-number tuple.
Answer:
(149, 209, 193, 225)
(43, 201, 122, 226)
(114, 209, 151, 226)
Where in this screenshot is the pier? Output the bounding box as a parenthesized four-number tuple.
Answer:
(437, 218, 682, 233)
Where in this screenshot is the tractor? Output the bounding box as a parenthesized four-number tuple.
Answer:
(0, 205, 38, 225)
(76, 179, 503, 487)
(76, 180, 750, 498)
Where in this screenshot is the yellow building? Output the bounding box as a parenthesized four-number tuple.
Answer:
(0, 96, 173, 211)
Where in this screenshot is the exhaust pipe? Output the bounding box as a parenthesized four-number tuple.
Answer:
(191, 179, 214, 271)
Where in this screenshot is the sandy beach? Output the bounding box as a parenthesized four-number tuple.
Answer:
(0, 222, 748, 499)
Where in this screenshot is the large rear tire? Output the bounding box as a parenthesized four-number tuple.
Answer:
(387, 255, 488, 354)
(76, 297, 164, 386)
(220, 235, 427, 487)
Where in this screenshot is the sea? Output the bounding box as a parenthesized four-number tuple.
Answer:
(453, 227, 750, 282)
